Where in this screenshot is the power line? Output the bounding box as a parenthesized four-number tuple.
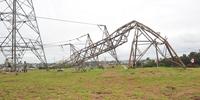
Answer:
(43, 34, 89, 45)
(35, 17, 107, 48)
(37, 16, 103, 26)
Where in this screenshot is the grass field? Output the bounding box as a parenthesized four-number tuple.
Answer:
(0, 67, 200, 100)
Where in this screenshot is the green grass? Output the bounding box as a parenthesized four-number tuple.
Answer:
(0, 67, 200, 100)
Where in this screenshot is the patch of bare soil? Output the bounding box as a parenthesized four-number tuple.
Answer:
(140, 70, 167, 77)
(3, 80, 18, 83)
(191, 96, 200, 100)
(101, 71, 120, 78)
(16, 95, 24, 100)
(47, 88, 56, 91)
(91, 91, 112, 100)
(174, 88, 200, 99)
(161, 86, 177, 98)
(124, 92, 138, 99)
(0, 91, 3, 97)
(100, 70, 126, 85)
(161, 86, 177, 99)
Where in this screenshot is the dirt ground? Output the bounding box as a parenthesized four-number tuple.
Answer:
(0, 67, 200, 100)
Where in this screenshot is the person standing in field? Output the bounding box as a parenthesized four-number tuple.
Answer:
(23, 61, 27, 72)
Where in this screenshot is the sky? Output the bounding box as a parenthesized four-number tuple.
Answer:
(1, 0, 200, 63)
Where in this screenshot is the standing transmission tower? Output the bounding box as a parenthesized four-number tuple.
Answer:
(0, 0, 47, 71)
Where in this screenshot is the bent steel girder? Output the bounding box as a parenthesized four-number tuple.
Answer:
(86, 34, 99, 65)
(128, 22, 185, 67)
(98, 25, 120, 64)
(68, 34, 99, 65)
(68, 20, 185, 67)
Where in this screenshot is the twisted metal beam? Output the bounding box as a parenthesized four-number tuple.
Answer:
(68, 20, 185, 67)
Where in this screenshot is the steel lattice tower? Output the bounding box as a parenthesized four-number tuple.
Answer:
(67, 20, 185, 67)
(0, 0, 47, 71)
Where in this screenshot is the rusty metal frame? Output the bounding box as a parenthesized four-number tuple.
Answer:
(98, 25, 120, 64)
(67, 20, 185, 67)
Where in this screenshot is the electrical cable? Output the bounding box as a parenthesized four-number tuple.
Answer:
(37, 16, 103, 26)
(35, 17, 106, 48)
(43, 34, 89, 47)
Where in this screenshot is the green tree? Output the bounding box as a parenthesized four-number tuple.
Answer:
(180, 54, 190, 65)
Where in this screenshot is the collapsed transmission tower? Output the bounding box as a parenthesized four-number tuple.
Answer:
(62, 26, 121, 66)
(68, 20, 185, 67)
(0, 0, 47, 71)
(66, 34, 100, 66)
(98, 25, 120, 64)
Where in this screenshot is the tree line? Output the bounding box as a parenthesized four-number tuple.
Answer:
(180, 51, 200, 67)
(141, 51, 200, 67)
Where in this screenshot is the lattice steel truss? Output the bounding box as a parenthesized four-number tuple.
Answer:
(0, 0, 47, 71)
(68, 20, 185, 67)
(66, 34, 99, 66)
(98, 25, 120, 64)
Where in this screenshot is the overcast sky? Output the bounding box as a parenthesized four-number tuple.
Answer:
(1, 0, 200, 63)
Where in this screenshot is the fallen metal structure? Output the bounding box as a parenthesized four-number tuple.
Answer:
(67, 34, 100, 66)
(59, 28, 120, 66)
(98, 25, 120, 64)
(67, 20, 185, 67)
